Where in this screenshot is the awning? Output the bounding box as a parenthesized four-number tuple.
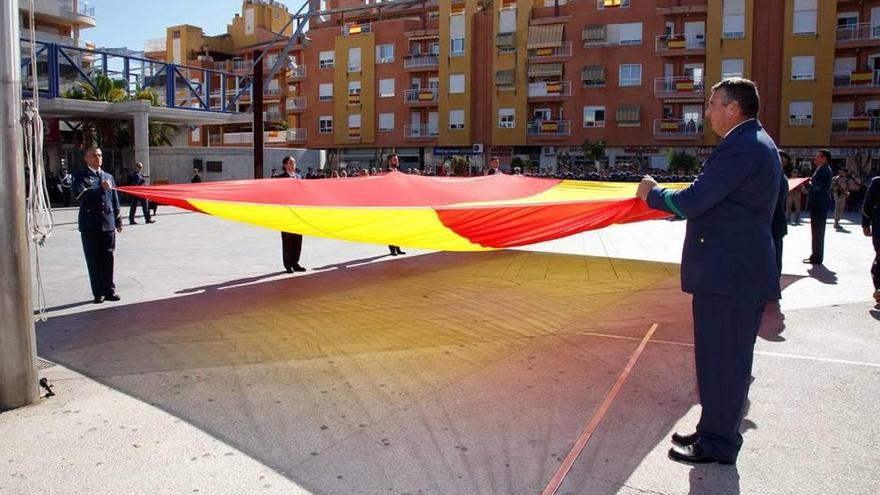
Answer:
(495, 32, 516, 48)
(527, 24, 563, 49)
(582, 24, 606, 41)
(528, 63, 563, 78)
(581, 65, 605, 81)
(495, 70, 515, 86)
(616, 104, 640, 123)
(409, 34, 439, 41)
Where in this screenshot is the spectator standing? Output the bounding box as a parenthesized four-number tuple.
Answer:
(127, 162, 153, 225)
(804, 150, 833, 265)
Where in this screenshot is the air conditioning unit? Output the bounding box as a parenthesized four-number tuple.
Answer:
(542, 146, 556, 156)
(472, 143, 484, 153)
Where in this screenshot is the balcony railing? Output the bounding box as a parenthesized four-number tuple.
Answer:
(286, 96, 306, 111)
(528, 42, 573, 60)
(76, 1, 95, 18)
(404, 123, 439, 138)
(527, 81, 571, 97)
(655, 33, 706, 52)
(264, 111, 283, 122)
(527, 120, 571, 136)
(831, 117, 880, 134)
(143, 37, 166, 53)
(832, 70, 880, 88)
(404, 54, 439, 69)
(653, 118, 704, 136)
(287, 65, 306, 79)
(285, 128, 307, 142)
(341, 23, 372, 36)
(405, 88, 439, 103)
(233, 59, 251, 71)
(265, 87, 281, 97)
(221, 131, 287, 145)
(836, 22, 880, 42)
(653, 76, 705, 96)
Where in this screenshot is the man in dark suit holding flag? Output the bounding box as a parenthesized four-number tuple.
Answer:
(636, 78, 780, 465)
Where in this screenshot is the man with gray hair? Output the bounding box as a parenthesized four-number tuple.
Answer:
(636, 78, 780, 465)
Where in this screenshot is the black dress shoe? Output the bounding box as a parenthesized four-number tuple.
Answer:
(285, 267, 294, 274)
(671, 431, 699, 447)
(389, 251, 398, 256)
(292, 264, 306, 272)
(668, 444, 735, 465)
(104, 293, 121, 302)
(93, 295, 105, 304)
(146, 220, 156, 224)
(130, 220, 138, 225)
(396, 250, 406, 255)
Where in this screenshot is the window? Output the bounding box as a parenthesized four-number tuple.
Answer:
(608, 22, 642, 45)
(449, 109, 465, 129)
(721, 58, 744, 79)
(319, 50, 334, 69)
(376, 44, 394, 63)
(449, 73, 465, 93)
(319, 116, 333, 134)
(348, 80, 361, 95)
(379, 78, 395, 97)
(450, 38, 465, 56)
(598, 0, 630, 9)
(498, 108, 515, 128)
(616, 104, 640, 126)
(450, 13, 465, 38)
(793, 0, 817, 35)
(429, 42, 440, 55)
(582, 65, 606, 87)
(319, 83, 333, 101)
(348, 113, 361, 128)
(499, 8, 516, 34)
(379, 112, 395, 132)
(791, 56, 815, 80)
(348, 47, 361, 72)
(206, 160, 222, 173)
(619, 64, 641, 86)
(583, 106, 606, 127)
(722, 0, 746, 39)
(789, 101, 813, 126)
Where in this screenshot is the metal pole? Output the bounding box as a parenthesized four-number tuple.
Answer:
(0, 0, 39, 410)
(253, 50, 264, 179)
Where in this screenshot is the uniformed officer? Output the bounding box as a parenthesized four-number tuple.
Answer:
(72, 147, 123, 304)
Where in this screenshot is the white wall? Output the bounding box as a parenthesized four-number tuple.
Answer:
(148, 147, 326, 183)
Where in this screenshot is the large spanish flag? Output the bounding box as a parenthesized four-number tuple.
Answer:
(119, 173, 807, 252)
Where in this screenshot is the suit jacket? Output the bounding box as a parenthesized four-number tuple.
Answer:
(808, 164, 832, 210)
(128, 171, 147, 186)
(647, 119, 781, 300)
(771, 171, 788, 238)
(272, 171, 301, 179)
(73, 168, 121, 232)
(863, 176, 880, 230)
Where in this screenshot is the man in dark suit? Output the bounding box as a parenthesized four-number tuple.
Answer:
(274, 156, 306, 273)
(485, 156, 503, 175)
(804, 150, 833, 264)
(772, 151, 790, 286)
(636, 78, 780, 465)
(127, 162, 154, 225)
(73, 147, 123, 304)
(862, 175, 880, 304)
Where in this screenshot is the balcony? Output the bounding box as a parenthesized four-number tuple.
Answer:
(403, 123, 439, 140)
(832, 70, 880, 96)
(76, 1, 95, 18)
(653, 76, 705, 100)
(527, 120, 571, 137)
(285, 128, 307, 143)
(219, 131, 287, 145)
(831, 117, 880, 139)
(653, 119, 704, 140)
(287, 65, 306, 80)
(836, 22, 880, 47)
(341, 23, 372, 36)
(264, 111, 284, 122)
(404, 54, 439, 70)
(143, 38, 166, 53)
(30, 0, 96, 27)
(404, 88, 439, 105)
(527, 81, 571, 100)
(655, 33, 706, 54)
(264, 87, 281, 98)
(286, 96, 306, 112)
(232, 59, 252, 72)
(528, 42, 573, 61)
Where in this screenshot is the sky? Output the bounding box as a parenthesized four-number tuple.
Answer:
(84, 0, 271, 51)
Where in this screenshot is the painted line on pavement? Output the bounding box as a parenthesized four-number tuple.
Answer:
(541, 323, 659, 495)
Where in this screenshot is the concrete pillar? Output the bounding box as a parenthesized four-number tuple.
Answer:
(0, 0, 39, 410)
(133, 109, 150, 178)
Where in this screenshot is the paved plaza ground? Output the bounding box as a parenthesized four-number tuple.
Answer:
(1, 203, 879, 495)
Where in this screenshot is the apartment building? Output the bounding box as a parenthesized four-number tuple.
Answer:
(164, 0, 880, 173)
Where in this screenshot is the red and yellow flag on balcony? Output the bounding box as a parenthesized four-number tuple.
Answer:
(666, 35, 687, 49)
(850, 70, 873, 84)
(674, 79, 695, 90)
(848, 117, 871, 130)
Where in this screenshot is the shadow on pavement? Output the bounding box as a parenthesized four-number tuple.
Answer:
(34, 250, 757, 494)
(807, 265, 838, 284)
